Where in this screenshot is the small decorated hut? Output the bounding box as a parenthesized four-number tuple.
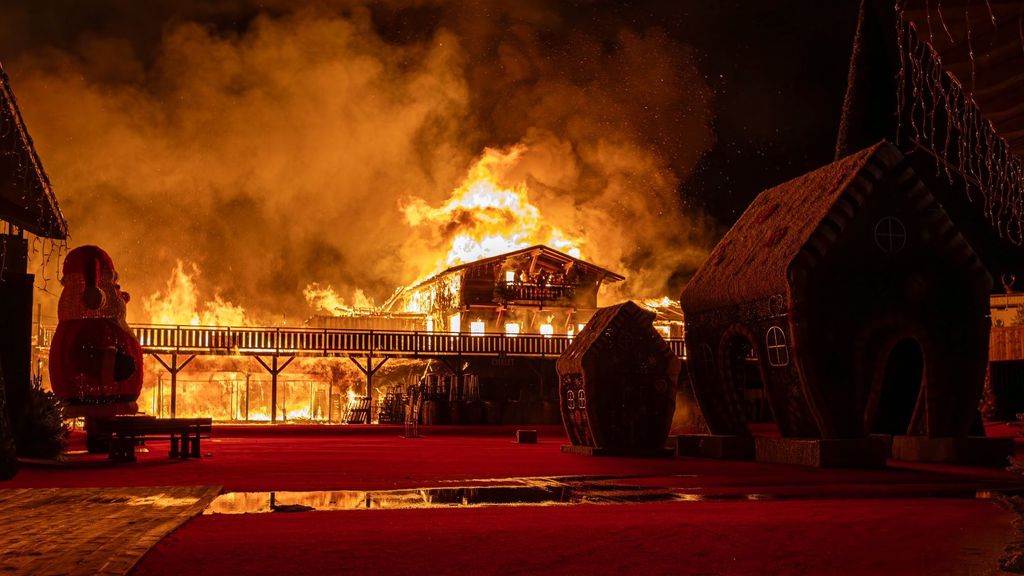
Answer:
(556, 301, 679, 455)
(0, 62, 68, 475)
(680, 142, 998, 466)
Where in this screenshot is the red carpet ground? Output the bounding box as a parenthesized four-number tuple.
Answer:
(4, 426, 1022, 574)
(134, 498, 1010, 576)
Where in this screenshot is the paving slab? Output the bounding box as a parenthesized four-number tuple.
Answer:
(0, 485, 220, 576)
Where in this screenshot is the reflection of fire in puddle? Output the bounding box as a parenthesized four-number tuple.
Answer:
(204, 476, 772, 514)
(203, 476, 1020, 515)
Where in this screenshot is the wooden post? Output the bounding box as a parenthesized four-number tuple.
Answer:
(254, 355, 294, 423)
(437, 356, 465, 401)
(0, 358, 17, 480)
(245, 374, 250, 422)
(151, 353, 196, 419)
(348, 355, 389, 424)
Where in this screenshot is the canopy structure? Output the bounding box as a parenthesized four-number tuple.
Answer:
(0, 61, 66, 239)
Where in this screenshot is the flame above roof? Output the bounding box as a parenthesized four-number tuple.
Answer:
(406, 244, 625, 291)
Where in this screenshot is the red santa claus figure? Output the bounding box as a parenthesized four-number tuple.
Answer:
(49, 246, 143, 430)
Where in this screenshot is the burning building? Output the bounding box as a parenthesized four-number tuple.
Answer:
(302, 245, 628, 425)
(381, 244, 624, 336)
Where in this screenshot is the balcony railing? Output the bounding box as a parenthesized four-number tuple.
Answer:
(494, 281, 575, 303)
(40, 324, 687, 359)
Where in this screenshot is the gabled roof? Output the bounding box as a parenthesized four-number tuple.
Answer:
(407, 244, 625, 291)
(681, 142, 895, 312)
(0, 62, 67, 239)
(556, 300, 664, 375)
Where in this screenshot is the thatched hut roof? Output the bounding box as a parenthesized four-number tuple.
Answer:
(681, 142, 894, 312)
(0, 62, 66, 239)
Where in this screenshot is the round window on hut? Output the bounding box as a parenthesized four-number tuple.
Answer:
(874, 216, 907, 253)
(765, 326, 789, 367)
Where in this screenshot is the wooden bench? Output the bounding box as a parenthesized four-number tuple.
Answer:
(93, 416, 213, 462)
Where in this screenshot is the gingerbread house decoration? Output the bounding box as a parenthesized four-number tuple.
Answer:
(556, 301, 679, 455)
(681, 142, 991, 445)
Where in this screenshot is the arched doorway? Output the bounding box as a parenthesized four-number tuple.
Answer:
(871, 338, 925, 435)
(721, 333, 777, 435)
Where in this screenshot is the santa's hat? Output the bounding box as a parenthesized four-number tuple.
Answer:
(62, 245, 115, 310)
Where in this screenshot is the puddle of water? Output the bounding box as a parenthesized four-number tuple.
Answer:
(203, 475, 1020, 515)
(205, 477, 703, 514)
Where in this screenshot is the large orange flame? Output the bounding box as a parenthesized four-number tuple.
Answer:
(303, 283, 375, 317)
(402, 145, 582, 273)
(143, 260, 247, 326)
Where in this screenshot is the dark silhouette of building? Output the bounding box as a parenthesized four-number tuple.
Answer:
(0, 61, 68, 473)
(681, 142, 997, 464)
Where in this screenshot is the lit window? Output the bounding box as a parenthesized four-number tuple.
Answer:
(425, 317, 434, 333)
(567, 326, 575, 339)
(505, 271, 516, 283)
(505, 323, 520, 337)
(874, 217, 907, 253)
(655, 325, 671, 340)
(577, 323, 586, 334)
(765, 326, 789, 367)
(470, 320, 485, 335)
(540, 324, 554, 338)
(449, 313, 461, 334)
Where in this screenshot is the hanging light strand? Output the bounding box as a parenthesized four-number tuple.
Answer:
(895, 2, 1024, 245)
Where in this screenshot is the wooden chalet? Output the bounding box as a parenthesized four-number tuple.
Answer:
(382, 245, 624, 336)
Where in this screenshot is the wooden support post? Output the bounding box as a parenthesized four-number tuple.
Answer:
(254, 355, 294, 423)
(151, 353, 196, 418)
(437, 356, 465, 401)
(348, 354, 389, 423)
(244, 374, 250, 422)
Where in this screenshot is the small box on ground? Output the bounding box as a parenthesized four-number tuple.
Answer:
(515, 429, 538, 444)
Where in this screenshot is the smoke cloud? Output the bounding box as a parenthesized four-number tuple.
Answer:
(5, 1, 715, 322)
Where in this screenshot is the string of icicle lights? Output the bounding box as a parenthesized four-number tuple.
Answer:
(0, 65, 67, 289)
(895, 0, 1024, 246)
